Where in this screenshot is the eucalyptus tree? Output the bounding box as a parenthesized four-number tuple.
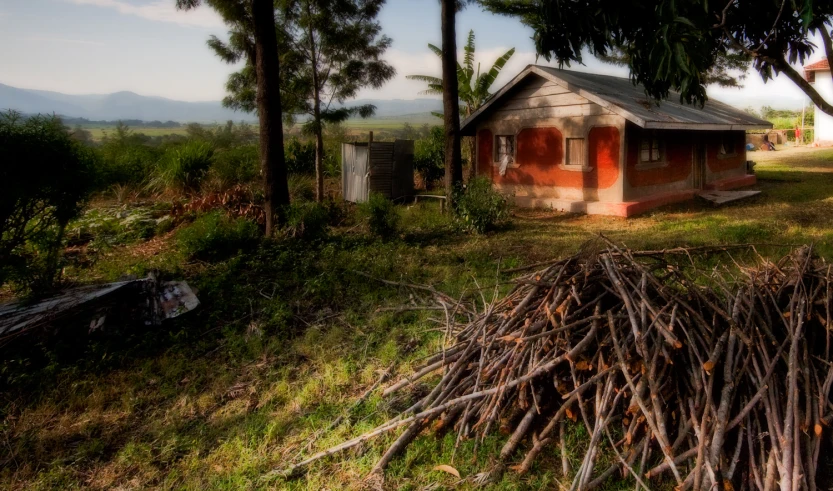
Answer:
(176, 0, 289, 235)
(408, 30, 514, 178)
(482, 0, 833, 116)
(280, 0, 395, 202)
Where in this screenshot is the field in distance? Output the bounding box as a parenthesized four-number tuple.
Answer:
(78, 113, 439, 141)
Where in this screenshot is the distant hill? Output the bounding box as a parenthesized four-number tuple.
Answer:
(0, 83, 252, 123)
(0, 83, 444, 124)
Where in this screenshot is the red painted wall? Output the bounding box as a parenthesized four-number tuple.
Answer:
(706, 131, 746, 173)
(477, 126, 619, 190)
(626, 128, 692, 188)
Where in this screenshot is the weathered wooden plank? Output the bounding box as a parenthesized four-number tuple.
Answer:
(511, 83, 572, 100)
(500, 92, 590, 111)
(493, 104, 612, 120)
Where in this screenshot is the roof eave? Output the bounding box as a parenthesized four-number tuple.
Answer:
(642, 122, 774, 131)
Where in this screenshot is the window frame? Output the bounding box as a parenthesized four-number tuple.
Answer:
(565, 137, 587, 168)
(494, 134, 518, 169)
(636, 132, 667, 169)
(717, 132, 738, 159)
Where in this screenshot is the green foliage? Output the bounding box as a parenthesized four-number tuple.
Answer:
(359, 193, 399, 239)
(282, 202, 331, 240)
(177, 211, 260, 260)
(414, 126, 445, 187)
(323, 123, 347, 178)
(285, 137, 316, 174)
(288, 174, 316, 202)
(407, 30, 515, 118)
(209, 143, 260, 187)
(482, 0, 829, 108)
(152, 141, 214, 194)
(98, 123, 161, 186)
(0, 111, 97, 292)
(453, 177, 511, 234)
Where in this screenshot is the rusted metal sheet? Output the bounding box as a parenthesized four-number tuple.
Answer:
(0, 275, 199, 343)
(342, 140, 414, 202)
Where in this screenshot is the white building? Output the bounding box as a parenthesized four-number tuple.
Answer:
(805, 60, 833, 143)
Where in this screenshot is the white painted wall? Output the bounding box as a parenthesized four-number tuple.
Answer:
(812, 71, 833, 142)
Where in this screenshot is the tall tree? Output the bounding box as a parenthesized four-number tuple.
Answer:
(408, 30, 514, 178)
(281, 0, 395, 202)
(482, 0, 833, 117)
(441, 0, 463, 204)
(176, 0, 290, 235)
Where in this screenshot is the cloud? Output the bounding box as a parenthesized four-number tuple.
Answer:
(67, 0, 225, 28)
(27, 36, 105, 46)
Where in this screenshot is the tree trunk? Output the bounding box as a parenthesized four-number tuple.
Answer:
(252, 0, 290, 235)
(441, 0, 463, 207)
(308, 11, 325, 202)
(467, 136, 477, 180)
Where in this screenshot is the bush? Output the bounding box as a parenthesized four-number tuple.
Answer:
(209, 143, 259, 188)
(98, 122, 160, 187)
(285, 137, 316, 174)
(152, 140, 214, 194)
(0, 111, 97, 292)
(414, 126, 445, 189)
(177, 211, 260, 260)
(453, 177, 511, 234)
(288, 174, 315, 202)
(359, 193, 399, 239)
(283, 202, 330, 241)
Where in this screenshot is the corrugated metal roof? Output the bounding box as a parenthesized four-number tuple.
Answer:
(461, 65, 772, 134)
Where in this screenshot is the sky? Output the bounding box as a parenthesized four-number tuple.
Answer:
(0, 0, 823, 110)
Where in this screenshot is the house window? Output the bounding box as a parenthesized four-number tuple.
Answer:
(808, 71, 816, 84)
(719, 133, 736, 156)
(639, 135, 664, 164)
(495, 135, 515, 175)
(566, 138, 585, 167)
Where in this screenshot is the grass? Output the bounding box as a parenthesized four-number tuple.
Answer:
(2, 145, 833, 490)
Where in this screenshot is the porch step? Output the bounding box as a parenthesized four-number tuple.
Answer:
(696, 190, 761, 205)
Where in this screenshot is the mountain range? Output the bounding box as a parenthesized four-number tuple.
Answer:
(0, 83, 444, 123)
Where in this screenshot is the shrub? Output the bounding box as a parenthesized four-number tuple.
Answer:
(98, 122, 160, 187)
(152, 140, 214, 194)
(177, 211, 260, 260)
(288, 174, 315, 202)
(359, 193, 399, 239)
(282, 202, 330, 241)
(453, 177, 511, 234)
(0, 111, 97, 292)
(285, 137, 316, 174)
(209, 143, 260, 188)
(414, 126, 445, 189)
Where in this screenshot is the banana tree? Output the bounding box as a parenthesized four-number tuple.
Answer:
(408, 30, 514, 178)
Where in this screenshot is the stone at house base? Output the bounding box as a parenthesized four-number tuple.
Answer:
(697, 190, 761, 206)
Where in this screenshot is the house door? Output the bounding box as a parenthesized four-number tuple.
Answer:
(692, 138, 707, 190)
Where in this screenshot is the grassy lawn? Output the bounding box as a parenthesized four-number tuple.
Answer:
(2, 146, 833, 490)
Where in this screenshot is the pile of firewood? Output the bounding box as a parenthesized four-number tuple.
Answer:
(276, 243, 833, 491)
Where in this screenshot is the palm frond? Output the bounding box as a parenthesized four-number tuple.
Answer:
(476, 47, 515, 98)
(406, 74, 443, 85)
(427, 43, 443, 58)
(463, 30, 476, 76)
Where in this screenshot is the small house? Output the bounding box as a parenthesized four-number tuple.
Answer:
(342, 139, 414, 203)
(461, 66, 772, 217)
(804, 60, 832, 143)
